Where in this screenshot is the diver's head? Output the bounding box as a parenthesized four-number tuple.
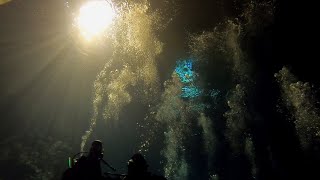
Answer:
(89, 140, 104, 159)
(127, 153, 148, 176)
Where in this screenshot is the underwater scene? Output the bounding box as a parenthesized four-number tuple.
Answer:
(0, 0, 319, 179)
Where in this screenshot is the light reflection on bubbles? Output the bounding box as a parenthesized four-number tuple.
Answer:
(64, 0, 118, 53)
(80, 0, 165, 151)
(75, 0, 116, 41)
(275, 67, 320, 149)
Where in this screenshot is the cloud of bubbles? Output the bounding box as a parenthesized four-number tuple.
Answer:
(134, 56, 219, 179)
(155, 74, 190, 180)
(188, 19, 251, 150)
(81, 0, 164, 151)
(275, 67, 320, 149)
(187, 1, 274, 175)
(198, 113, 215, 161)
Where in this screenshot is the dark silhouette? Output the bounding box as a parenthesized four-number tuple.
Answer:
(74, 140, 104, 179)
(62, 140, 107, 180)
(62, 143, 166, 180)
(124, 153, 166, 180)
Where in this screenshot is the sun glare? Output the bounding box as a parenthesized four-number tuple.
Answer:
(76, 0, 116, 41)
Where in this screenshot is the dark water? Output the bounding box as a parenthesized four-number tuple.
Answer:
(0, 0, 319, 179)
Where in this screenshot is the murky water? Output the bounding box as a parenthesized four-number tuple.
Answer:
(1, 0, 320, 179)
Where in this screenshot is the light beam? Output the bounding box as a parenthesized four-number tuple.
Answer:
(76, 0, 116, 41)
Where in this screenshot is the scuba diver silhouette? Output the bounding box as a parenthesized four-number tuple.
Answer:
(73, 140, 104, 179)
(123, 153, 166, 180)
(62, 140, 116, 180)
(62, 141, 166, 180)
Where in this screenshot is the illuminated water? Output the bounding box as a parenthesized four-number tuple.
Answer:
(66, 0, 320, 179)
(1, 0, 320, 180)
(78, 0, 263, 179)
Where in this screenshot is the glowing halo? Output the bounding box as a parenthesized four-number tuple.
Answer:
(75, 0, 116, 41)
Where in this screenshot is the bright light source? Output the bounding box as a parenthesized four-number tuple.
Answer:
(76, 0, 116, 41)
